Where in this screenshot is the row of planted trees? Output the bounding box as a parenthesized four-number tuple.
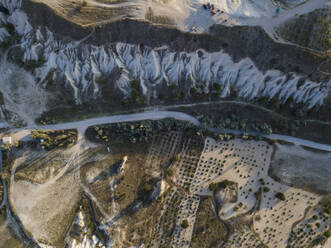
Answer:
(91, 116, 274, 147)
(92, 118, 198, 144)
(200, 113, 273, 135)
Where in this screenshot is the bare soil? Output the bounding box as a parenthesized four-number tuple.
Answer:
(10, 173, 81, 246)
(0, 214, 24, 248)
(269, 143, 331, 194)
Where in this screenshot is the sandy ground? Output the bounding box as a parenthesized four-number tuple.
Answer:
(170, 194, 200, 247)
(290, 205, 331, 247)
(0, 217, 25, 248)
(192, 137, 322, 247)
(254, 176, 320, 247)
(271, 144, 331, 193)
(323, 238, 331, 248)
(191, 138, 273, 219)
(271, 143, 331, 193)
(8, 134, 91, 244)
(0, 130, 31, 145)
(10, 173, 81, 243)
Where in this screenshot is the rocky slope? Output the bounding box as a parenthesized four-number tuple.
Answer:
(0, 0, 329, 126)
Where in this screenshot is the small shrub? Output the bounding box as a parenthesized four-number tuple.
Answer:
(167, 168, 174, 177)
(263, 187, 270, 192)
(208, 183, 218, 192)
(213, 83, 221, 92)
(219, 179, 230, 188)
(4, 23, 15, 35)
(190, 87, 198, 97)
(181, 219, 189, 229)
(275, 192, 286, 201)
(324, 231, 330, 238)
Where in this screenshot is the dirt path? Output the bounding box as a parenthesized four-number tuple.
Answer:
(33, 110, 331, 152)
(32, 110, 201, 132)
(5, 104, 331, 152)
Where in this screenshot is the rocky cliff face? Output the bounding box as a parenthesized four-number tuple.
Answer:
(0, 0, 329, 124)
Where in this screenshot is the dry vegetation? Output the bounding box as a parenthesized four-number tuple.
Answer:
(0, 214, 25, 248)
(31, 0, 135, 26)
(30, 129, 77, 151)
(288, 198, 331, 247)
(277, 8, 331, 51)
(191, 197, 227, 248)
(145, 7, 174, 26)
(82, 127, 167, 246)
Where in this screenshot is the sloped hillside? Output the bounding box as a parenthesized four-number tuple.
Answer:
(277, 7, 331, 51)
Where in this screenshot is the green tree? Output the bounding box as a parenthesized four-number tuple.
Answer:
(263, 187, 270, 192)
(275, 192, 286, 201)
(167, 168, 174, 177)
(213, 83, 221, 92)
(219, 179, 230, 188)
(208, 183, 218, 192)
(181, 219, 189, 229)
(190, 87, 197, 97)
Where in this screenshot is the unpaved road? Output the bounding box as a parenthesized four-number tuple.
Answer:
(7, 109, 331, 152)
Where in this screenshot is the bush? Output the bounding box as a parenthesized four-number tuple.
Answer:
(138, 179, 154, 203)
(130, 80, 145, 105)
(31, 129, 77, 150)
(208, 183, 218, 192)
(213, 83, 221, 92)
(275, 192, 286, 201)
(4, 23, 15, 35)
(321, 196, 331, 214)
(181, 219, 189, 229)
(259, 178, 265, 185)
(263, 187, 270, 192)
(254, 191, 261, 201)
(167, 168, 174, 177)
(219, 179, 230, 188)
(91, 118, 197, 145)
(82, 1, 87, 6)
(190, 87, 197, 97)
(324, 231, 330, 238)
